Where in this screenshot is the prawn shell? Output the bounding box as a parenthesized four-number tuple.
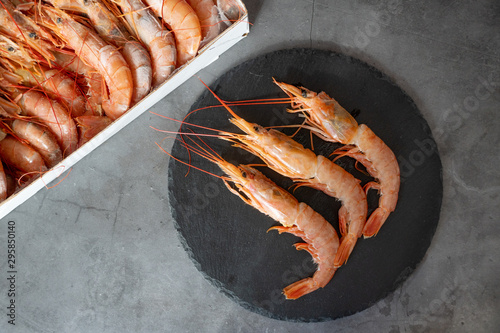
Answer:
(0, 136, 47, 174)
(18, 90, 78, 156)
(117, 0, 176, 87)
(186, 0, 222, 45)
(0, 159, 6, 201)
(11, 119, 63, 168)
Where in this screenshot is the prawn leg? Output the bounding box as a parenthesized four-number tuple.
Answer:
(268, 225, 306, 239)
(116, 0, 176, 87)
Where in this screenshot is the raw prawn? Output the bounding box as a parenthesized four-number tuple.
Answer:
(46, 0, 153, 104)
(0, 134, 47, 174)
(198, 85, 367, 267)
(186, 0, 221, 46)
(10, 119, 63, 168)
(144, 0, 202, 66)
(17, 90, 79, 156)
(274, 80, 400, 238)
(166, 137, 339, 299)
(40, 5, 133, 120)
(116, 0, 176, 87)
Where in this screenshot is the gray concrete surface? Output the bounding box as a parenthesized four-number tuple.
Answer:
(1, 0, 499, 332)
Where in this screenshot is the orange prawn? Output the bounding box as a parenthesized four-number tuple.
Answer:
(0, 67, 78, 156)
(40, 5, 133, 120)
(9, 119, 63, 168)
(117, 0, 176, 87)
(144, 0, 202, 66)
(46, 0, 153, 104)
(274, 80, 400, 238)
(0, 134, 47, 175)
(165, 137, 339, 300)
(18, 90, 79, 156)
(186, 0, 221, 46)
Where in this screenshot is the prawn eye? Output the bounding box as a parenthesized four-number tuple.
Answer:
(29, 32, 37, 39)
(301, 89, 308, 98)
(56, 17, 62, 24)
(7, 46, 14, 52)
(253, 125, 260, 132)
(241, 171, 247, 178)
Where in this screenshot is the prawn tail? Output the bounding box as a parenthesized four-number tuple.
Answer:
(334, 233, 357, 268)
(283, 277, 319, 300)
(363, 207, 390, 238)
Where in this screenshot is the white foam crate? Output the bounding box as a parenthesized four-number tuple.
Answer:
(0, 1, 249, 220)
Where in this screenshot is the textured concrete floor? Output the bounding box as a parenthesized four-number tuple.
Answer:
(1, 0, 499, 332)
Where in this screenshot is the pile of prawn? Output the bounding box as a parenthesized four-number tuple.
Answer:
(0, 0, 245, 201)
(161, 78, 400, 300)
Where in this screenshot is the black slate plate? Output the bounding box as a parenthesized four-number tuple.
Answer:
(167, 48, 442, 321)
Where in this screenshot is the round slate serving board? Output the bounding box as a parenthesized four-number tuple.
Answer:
(167, 48, 442, 321)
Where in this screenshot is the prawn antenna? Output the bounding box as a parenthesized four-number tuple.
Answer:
(155, 132, 229, 182)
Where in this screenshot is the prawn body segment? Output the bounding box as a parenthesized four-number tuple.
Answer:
(10, 119, 63, 168)
(50, 51, 105, 115)
(0, 135, 47, 174)
(274, 80, 400, 238)
(18, 90, 78, 156)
